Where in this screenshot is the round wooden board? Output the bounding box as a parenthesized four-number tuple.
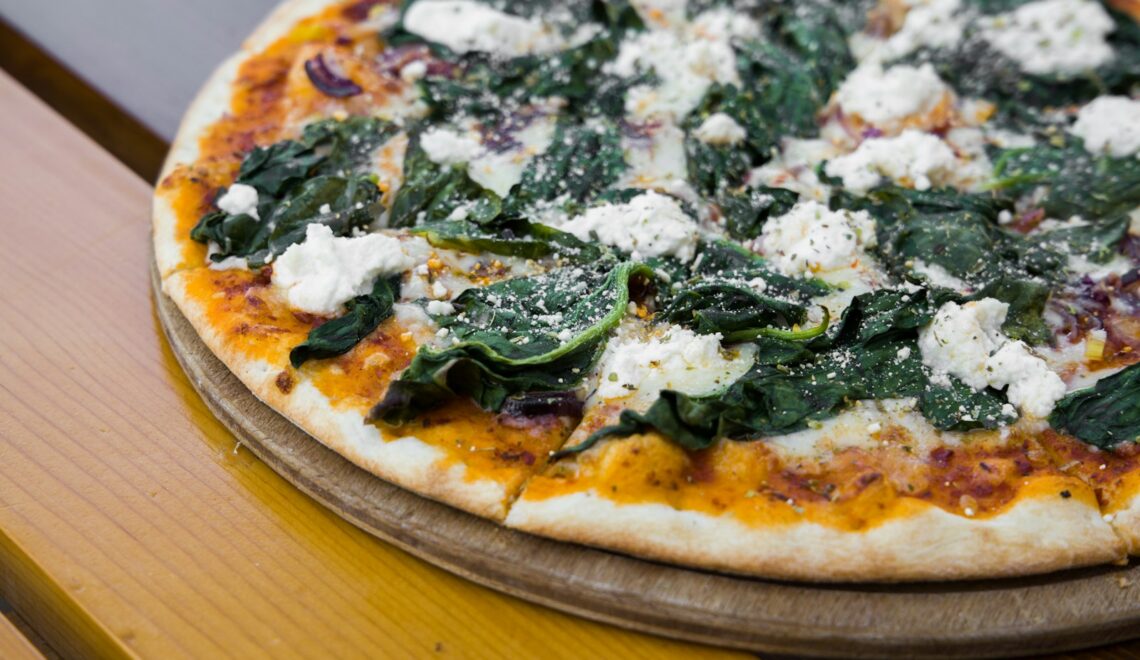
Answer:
(152, 264, 1140, 659)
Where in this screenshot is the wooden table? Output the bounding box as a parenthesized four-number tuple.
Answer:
(0, 4, 1138, 658)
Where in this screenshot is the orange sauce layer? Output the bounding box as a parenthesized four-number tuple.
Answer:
(1039, 430, 1140, 513)
(524, 425, 1098, 531)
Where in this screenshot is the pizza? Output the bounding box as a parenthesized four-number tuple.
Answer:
(154, 0, 1140, 581)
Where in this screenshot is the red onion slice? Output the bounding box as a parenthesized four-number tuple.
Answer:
(304, 53, 363, 98)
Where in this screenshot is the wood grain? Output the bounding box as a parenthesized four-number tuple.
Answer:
(0, 615, 44, 660)
(0, 69, 740, 659)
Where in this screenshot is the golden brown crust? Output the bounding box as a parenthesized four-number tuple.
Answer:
(506, 487, 1125, 582)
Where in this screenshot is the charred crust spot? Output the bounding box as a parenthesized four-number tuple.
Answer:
(275, 371, 295, 394)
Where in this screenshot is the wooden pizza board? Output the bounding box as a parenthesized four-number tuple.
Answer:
(152, 262, 1140, 659)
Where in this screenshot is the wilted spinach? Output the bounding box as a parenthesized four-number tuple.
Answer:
(290, 276, 401, 368)
(372, 260, 653, 423)
(387, 133, 503, 229)
(191, 117, 397, 266)
(1050, 363, 1140, 449)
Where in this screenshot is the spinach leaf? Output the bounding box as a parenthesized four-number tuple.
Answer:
(991, 141, 1140, 222)
(840, 187, 1061, 343)
(372, 260, 654, 423)
(970, 277, 1050, 344)
(387, 135, 503, 228)
(190, 117, 397, 266)
(714, 187, 799, 241)
(1050, 363, 1140, 449)
(506, 119, 627, 214)
(413, 218, 604, 262)
(661, 240, 828, 341)
(662, 283, 813, 341)
(289, 276, 400, 368)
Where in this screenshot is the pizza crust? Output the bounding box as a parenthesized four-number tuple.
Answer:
(506, 488, 1125, 582)
(1109, 491, 1140, 554)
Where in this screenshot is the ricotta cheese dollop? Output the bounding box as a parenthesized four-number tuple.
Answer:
(419, 127, 483, 166)
(759, 200, 878, 277)
(558, 191, 702, 262)
(853, 0, 966, 63)
(834, 63, 949, 127)
(594, 324, 753, 401)
(1070, 96, 1140, 158)
(918, 299, 1066, 418)
(272, 224, 415, 316)
(216, 183, 260, 219)
(609, 8, 759, 121)
(824, 130, 958, 193)
(979, 0, 1115, 76)
(694, 112, 747, 146)
(402, 0, 594, 57)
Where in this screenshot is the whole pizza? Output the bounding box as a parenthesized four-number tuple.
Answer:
(154, 0, 1140, 581)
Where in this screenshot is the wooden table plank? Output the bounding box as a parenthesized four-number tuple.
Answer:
(0, 69, 741, 658)
(0, 0, 276, 141)
(0, 615, 44, 660)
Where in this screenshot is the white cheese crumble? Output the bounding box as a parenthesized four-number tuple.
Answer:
(630, 0, 688, 31)
(425, 300, 456, 315)
(918, 299, 1066, 418)
(620, 122, 693, 199)
(272, 224, 414, 315)
(758, 201, 878, 277)
(911, 259, 970, 292)
(834, 63, 949, 126)
(419, 128, 482, 166)
(694, 112, 747, 146)
(610, 8, 759, 121)
(420, 119, 557, 196)
(748, 138, 840, 201)
(594, 323, 753, 401)
(824, 130, 958, 193)
(558, 191, 701, 262)
(1071, 96, 1140, 158)
(979, 0, 1115, 76)
(402, 0, 596, 57)
(216, 183, 260, 219)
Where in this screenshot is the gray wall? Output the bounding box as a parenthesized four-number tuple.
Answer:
(0, 1, 279, 139)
